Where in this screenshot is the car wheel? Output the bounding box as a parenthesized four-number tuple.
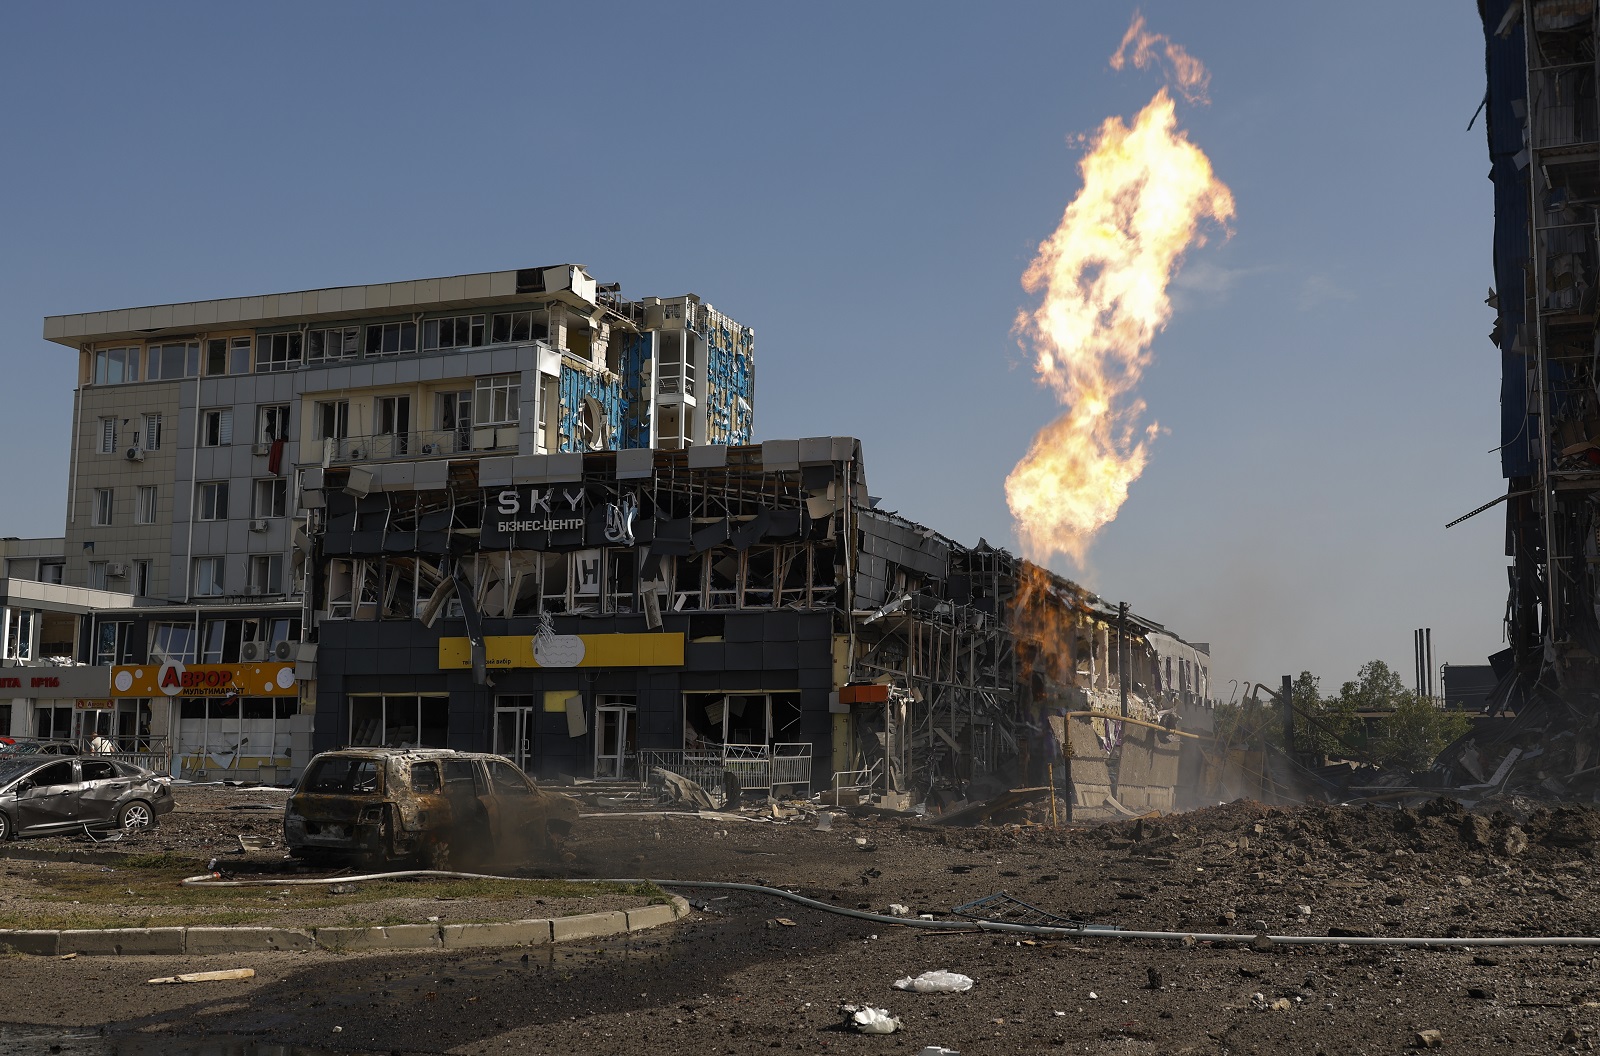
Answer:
(0, 811, 13, 841)
(118, 800, 155, 831)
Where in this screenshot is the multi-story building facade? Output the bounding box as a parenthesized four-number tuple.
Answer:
(23, 264, 754, 778)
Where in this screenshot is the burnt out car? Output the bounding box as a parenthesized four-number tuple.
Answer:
(284, 748, 579, 866)
(0, 756, 173, 839)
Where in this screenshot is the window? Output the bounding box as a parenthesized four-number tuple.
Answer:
(249, 554, 283, 595)
(133, 560, 152, 597)
(364, 321, 417, 357)
(490, 310, 537, 344)
(87, 561, 108, 591)
(314, 400, 349, 441)
(4, 610, 35, 661)
(98, 417, 117, 454)
(307, 326, 359, 364)
(422, 314, 485, 351)
(488, 759, 533, 796)
(31, 760, 73, 787)
(193, 557, 224, 596)
(92, 488, 114, 526)
(135, 486, 157, 525)
(93, 621, 134, 666)
(40, 561, 62, 585)
(538, 374, 559, 451)
(253, 478, 287, 518)
(347, 694, 448, 748)
(92, 347, 140, 385)
(150, 621, 197, 663)
(474, 374, 520, 426)
(201, 409, 233, 447)
(258, 405, 290, 444)
(197, 481, 229, 521)
(305, 756, 381, 795)
(410, 762, 442, 794)
(205, 336, 252, 376)
(146, 342, 198, 380)
(141, 413, 162, 451)
(256, 332, 302, 372)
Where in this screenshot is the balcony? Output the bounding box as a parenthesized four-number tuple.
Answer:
(320, 427, 521, 465)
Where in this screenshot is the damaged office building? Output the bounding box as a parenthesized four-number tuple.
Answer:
(300, 438, 1217, 812)
(1452, 0, 1600, 797)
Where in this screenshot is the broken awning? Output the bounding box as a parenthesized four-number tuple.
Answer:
(437, 633, 684, 670)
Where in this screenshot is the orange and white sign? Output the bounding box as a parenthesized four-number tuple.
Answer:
(110, 662, 297, 698)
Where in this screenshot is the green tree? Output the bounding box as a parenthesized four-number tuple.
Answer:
(1368, 692, 1474, 771)
(1337, 660, 1409, 713)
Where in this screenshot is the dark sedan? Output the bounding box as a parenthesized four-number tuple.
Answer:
(0, 756, 174, 839)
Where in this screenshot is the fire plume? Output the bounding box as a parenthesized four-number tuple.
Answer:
(1006, 24, 1233, 568)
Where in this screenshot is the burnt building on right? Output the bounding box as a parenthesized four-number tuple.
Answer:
(1481, 1, 1600, 717)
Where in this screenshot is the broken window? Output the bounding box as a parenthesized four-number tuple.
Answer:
(307, 326, 359, 364)
(606, 548, 638, 613)
(256, 332, 302, 373)
(381, 558, 416, 619)
(348, 694, 448, 748)
(672, 554, 705, 611)
(422, 314, 485, 351)
(315, 400, 349, 441)
(205, 337, 251, 376)
(258, 405, 290, 444)
(777, 545, 809, 606)
(201, 409, 233, 447)
(539, 374, 559, 451)
(490, 310, 537, 344)
(810, 545, 838, 606)
(742, 546, 776, 608)
(365, 321, 417, 357)
(540, 552, 569, 613)
(707, 553, 739, 609)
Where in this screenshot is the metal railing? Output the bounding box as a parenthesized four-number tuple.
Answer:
(636, 742, 813, 796)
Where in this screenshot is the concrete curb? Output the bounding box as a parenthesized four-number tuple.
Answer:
(0, 895, 690, 957)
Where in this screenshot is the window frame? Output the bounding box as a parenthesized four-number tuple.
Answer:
(135, 486, 157, 525)
(248, 554, 283, 595)
(92, 488, 114, 527)
(193, 556, 225, 597)
(314, 400, 350, 441)
(98, 417, 117, 455)
(306, 326, 360, 365)
(255, 332, 303, 373)
(473, 374, 521, 427)
(252, 478, 287, 519)
(258, 405, 290, 445)
(364, 321, 418, 358)
(201, 409, 233, 447)
(141, 413, 162, 451)
(196, 481, 229, 522)
(92, 346, 140, 385)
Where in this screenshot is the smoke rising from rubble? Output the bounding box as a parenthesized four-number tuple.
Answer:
(1006, 17, 1233, 568)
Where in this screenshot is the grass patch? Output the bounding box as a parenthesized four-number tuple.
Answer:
(6, 869, 664, 927)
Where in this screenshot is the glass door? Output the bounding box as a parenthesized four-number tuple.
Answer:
(594, 700, 636, 779)
(494, 705, 536, 774)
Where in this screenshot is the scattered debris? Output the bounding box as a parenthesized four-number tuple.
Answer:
(148, 968, 256, 985)
(951, 891, 1092, 929)
(894, 971, 975, 994)
(886, 904, 912, 917)
(842, 1004, 902, 1034)
(768, 917, 797, 928)
(652, 768, 716, 811)
(1414, 1028, 1444, 1049)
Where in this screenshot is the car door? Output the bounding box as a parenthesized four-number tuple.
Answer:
(14, 760, 79, 832)
(76, 759, 128, 824)
(484, 758, 542, 860)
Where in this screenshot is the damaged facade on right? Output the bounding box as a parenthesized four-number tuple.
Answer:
(1469, 0, 1600, 790)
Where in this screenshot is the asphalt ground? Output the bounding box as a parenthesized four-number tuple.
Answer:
(1, 790, 1598, 1054)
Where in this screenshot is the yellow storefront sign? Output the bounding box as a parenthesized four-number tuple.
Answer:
(111, 662, 299, 698)
(438, 633, 684, 670)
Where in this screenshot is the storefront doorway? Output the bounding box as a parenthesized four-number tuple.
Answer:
(594, 698, 636, 779)
(494, 703, 537, 773)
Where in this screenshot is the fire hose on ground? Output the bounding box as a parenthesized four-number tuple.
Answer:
(179, 869, 1600, 950)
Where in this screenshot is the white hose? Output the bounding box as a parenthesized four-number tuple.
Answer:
(180, 870, 1600, 949)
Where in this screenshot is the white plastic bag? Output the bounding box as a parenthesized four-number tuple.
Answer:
(894, 970, 975, 994)
(845, 1005, 903, 1034)
(917, 1048, 961, 1056)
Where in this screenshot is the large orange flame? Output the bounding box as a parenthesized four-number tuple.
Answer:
(1006, 31, 1234, 568)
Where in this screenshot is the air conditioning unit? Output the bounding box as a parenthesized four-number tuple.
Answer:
(420, 443, 436, 455)
(272, 639, 295, 661)
(105, 563, 128, 578)
(240, 641, 264, 661)
(252, 443, 270, 456)
(248, 518, 268, 532)
(123, 447, 145, 462)
(244, 585, 263, 596)
(347, 448, 363, 460)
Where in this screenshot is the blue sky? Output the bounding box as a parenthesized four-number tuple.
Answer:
(0, 3, 1500, 695)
